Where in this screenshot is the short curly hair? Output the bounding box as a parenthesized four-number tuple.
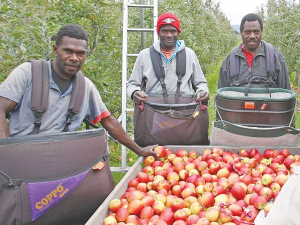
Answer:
(56, 24, 88, 46)
(240, 13, 263, 32)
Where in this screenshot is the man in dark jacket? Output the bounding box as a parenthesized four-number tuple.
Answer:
(218, 13, 290, 89)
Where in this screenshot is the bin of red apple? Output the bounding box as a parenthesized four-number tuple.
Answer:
(103, 146, 299, 225)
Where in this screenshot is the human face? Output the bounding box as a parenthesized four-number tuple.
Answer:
(159, 24, 179, 51)
(53, 36, 87, 80)
(241, 20, 262, 54)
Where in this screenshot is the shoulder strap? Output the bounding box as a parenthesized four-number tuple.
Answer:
(150, 45, 168, 103)
(229, 46, 240, 77)
(63, 71, 86, 132)
(230, 43, 276, 78)
(149, 46, 187, 103)
(264, 42, 276, 76)
(175, 48, 186, 103)
(30, 60, 49, 134)
(30, 60, 86, 134)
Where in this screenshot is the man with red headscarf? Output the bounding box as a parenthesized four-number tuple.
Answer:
(127, 12, 209, 104)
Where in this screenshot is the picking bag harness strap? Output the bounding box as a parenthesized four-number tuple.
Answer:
(149, 46, 186, 104)
(30, 60, 89, 134)
(229, 42, 276, 87)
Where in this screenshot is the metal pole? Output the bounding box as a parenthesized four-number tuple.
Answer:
(121, 0, 129, 169)
(140, 0, 145, 49)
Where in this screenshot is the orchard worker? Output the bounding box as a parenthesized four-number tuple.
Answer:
(127, 12, 209, 104)
(0, 23, 157, 158)
(218, 13, 291, 89)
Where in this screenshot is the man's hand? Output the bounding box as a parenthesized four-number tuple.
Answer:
(135, 145, 159, 159)
(133, 91, 148, 104)
(196, 90, 209, 102)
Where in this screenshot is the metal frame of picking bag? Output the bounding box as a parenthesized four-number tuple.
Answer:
(133, 96, 209, 147)
(0, 129, 115, 225)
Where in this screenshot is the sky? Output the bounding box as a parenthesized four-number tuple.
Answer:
(212, 0, 268, 25)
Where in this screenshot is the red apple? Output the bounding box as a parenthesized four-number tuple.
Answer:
(109, 199, 122, 213)
(153, 146, 167, 158)
(281, 148, 290, 158)
(140, 206, 154, 220)
(174, 209, 188, 221)
(127, 199, 143, 215)
(160, 210, 175, 225)
(144, 156, 155, 166)
(263, 149, 274, 158)
(200, 192, 215, 208)
(115, 207, 130, 222)
(103, 216, 118, 225)
(231, 184, 246, 200)
(176, 149, 188, 158)
(275, 174, 288, 186)
(240, 149, 250, 157)
(205, 207, 220, 222)
(253, 196, 267, 210)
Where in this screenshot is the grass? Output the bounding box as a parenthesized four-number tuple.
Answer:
(110, 66, 300, 185)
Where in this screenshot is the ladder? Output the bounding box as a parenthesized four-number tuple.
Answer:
(111, 0, 158, 172)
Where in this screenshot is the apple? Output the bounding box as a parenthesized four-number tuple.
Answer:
(167, 171, 180, 181)
(179, 169, 189, 181)
(228, 173, 241, 187)
(153, 146, 167, 158)
(284, 157, 295, 170)
(127, 199, 143, 215)
(228, 203, 243, 216)
(142, 195, 155, 207)
(126, 214, 140, 224)
(219, 208, 232, 223)
(200, 192, 215, 208)
(144, 156, 155, 166)
(181, 187, 196, 198)
(212, 147, 224, 156)
(205, 207, 220, 222)
(259, 187, 273, 202)
(103, 216, 118, 225)
(142, 165, 155, 176)
(214, 194, 229, 204)
(249, 148, 259, 158)
(152, 200, 165, 214)
(174, 209, 188, 221)
(127, 190, 144, 202)
(212, 185, 226, 196)
(231, 184, 246, 200)
(172, 197, 185, 211)
(248, 192, 259, 205)
(253, 196, 267, 210)
(140, 206, 154, 220)
(240, 149, 250, 157)
(173, 220, 187, 225)
(128, 178, 139, 188)
(203, 182, 214, 192)
(137, 182, 147, 193)
(263, 149, 274, 158)
(152, 160, 164, 168)
(281, 148, 290, 158)
(253, 183, 264, 194)
(188, 151, 198, 159)
(217, 177, 229, 190)
(202, 173, 213, 183)
(210, 162, 221, 175)
(196, 218, 210, 225)
(160, 210, 175, 225)
(172, 184, 183, 197)
(269, 182, 281, 193)
(157, 180, 171, 192)
(115, 207, 130, 222)
(275, 174, 288, 186)
(190, 201, 204, 215)
(261, 174, 273, 186)
(217, 168, 230, 178)
(186, 215, 200, 225)
(264, 203, 273, 215)
(109, 199, 122, 213)
(197, 161, 208, 172)
(177, 149, 188, 158)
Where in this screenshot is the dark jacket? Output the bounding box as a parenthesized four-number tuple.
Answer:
(218, 41, 291, 89)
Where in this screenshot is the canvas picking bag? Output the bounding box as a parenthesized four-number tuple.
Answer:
(0, 128, 114, 225)
(133, 95, 209, 147)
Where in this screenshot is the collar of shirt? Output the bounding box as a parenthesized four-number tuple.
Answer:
(48, 60, 73, 97)
(160, 40, 182, 65)
(242, 44, 255, 68)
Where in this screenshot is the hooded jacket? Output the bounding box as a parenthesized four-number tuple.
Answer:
(127, 40, 209, 99)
